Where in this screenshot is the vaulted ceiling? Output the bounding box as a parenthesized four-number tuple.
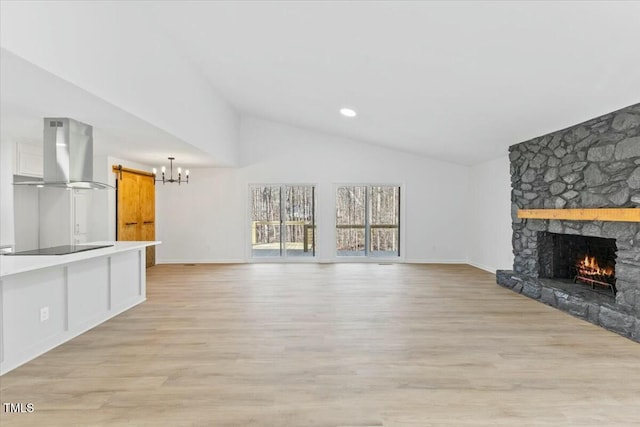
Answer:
(2, 1, 640, 167)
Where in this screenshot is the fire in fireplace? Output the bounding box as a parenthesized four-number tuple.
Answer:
(538, 232, 617, 295)
(574, 254, 616, 295)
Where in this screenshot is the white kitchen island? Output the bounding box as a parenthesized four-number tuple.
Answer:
(0, 241, 160, 374)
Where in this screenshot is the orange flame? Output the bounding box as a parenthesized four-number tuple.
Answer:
(577, 255, 614, 277)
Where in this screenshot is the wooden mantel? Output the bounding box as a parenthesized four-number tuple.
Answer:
(518, 208, 640, 223)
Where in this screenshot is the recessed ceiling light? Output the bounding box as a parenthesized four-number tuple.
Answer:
(340, 107, 357, 118)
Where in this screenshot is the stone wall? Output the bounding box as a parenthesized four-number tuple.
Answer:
(509, 103, 640, 214)
(498, 102, 640, 341)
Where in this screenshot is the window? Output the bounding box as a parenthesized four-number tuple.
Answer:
(336, 185, 400, 257)
(250, 185, 315, 258)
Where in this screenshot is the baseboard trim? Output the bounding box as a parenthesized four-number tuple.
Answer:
(156, 259, 245, 264)
(155, 259, 502, 272)
(466, 261, 498, 274)
(404, 259, 468, 264)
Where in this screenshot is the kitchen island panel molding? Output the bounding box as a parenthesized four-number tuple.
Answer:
(111, 249, 144, 312)
(67, 257, 110, 333)
(0, 241, 159, 375)
(1, 268, 66, 369)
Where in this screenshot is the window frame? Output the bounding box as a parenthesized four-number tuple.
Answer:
(333, 183, 404, 261)
(248, 183, 317, 262)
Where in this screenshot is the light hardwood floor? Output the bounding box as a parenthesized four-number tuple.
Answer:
(1, 263, 639, 426)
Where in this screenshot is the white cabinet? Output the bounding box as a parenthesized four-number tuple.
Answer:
(14, 142, 43, 177)
(39, 188, 92, 247)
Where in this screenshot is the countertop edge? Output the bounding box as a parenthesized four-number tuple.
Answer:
(0, 241, 162, 278)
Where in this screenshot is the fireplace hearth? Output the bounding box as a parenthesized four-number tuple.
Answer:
(496, 102, 640, 342)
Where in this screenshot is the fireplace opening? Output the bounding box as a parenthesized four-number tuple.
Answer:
(538, 232, 617, 295)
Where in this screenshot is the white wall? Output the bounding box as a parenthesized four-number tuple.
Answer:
(1, 1, 239, 166)
(4, 116, 515, 268)
(155, 167, 246, 263)
(156, 116, 470, 263)
(466, 155, 513, 272)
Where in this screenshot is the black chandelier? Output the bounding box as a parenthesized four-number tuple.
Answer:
(153, 157, 189, 185)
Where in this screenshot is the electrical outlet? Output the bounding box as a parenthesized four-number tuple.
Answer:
(40, 306, 49, 322)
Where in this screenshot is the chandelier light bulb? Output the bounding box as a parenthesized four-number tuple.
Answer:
(154, 157, 189, 185)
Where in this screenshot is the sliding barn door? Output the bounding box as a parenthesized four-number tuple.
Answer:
(115, 168, 156, 267)
(117, 172, 140, 241)
(139, 174, 156, 266)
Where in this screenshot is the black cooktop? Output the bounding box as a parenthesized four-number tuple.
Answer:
(5, 244, 114, 256)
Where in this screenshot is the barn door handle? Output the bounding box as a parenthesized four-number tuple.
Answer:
(125, 222, 138, 226)
(143, 221, 154, 224)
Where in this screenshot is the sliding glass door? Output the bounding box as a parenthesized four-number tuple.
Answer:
(250, 185, 315, 258)
(250, 185, 282, 257)
(336, 185, 400, 257)
(335, 186, 366, 256)
(369, 185, 400, 256)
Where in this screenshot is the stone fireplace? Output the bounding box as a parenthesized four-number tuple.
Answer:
(497, 103, 640, 341)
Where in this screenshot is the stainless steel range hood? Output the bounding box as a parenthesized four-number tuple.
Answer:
(14, 118, 113, 189)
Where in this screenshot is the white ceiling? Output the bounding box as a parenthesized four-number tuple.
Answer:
(145, 1, 640, 165)
(2, 1, 640, 167)
(0, 50, 215, 167)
